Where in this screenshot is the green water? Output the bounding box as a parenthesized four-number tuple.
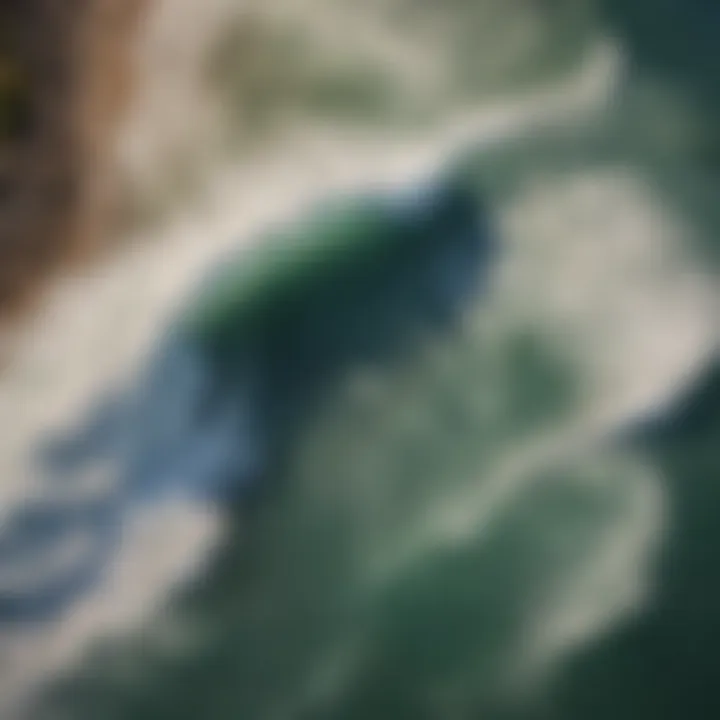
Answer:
(29, 1, 719, 718)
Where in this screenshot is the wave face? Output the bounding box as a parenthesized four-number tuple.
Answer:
(0, 176, 494, 625)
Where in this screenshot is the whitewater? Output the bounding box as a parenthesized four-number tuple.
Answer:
(0, 5, 717, 716)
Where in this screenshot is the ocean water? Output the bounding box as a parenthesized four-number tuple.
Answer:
(0, 1, 718, 718)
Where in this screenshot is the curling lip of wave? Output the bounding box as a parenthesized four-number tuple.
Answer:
(0, 165, 495, 624)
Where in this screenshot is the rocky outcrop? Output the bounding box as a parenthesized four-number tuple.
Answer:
(0, 0, 147, 328)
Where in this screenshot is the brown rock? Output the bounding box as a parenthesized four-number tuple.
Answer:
(0, 0, 149, 328)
